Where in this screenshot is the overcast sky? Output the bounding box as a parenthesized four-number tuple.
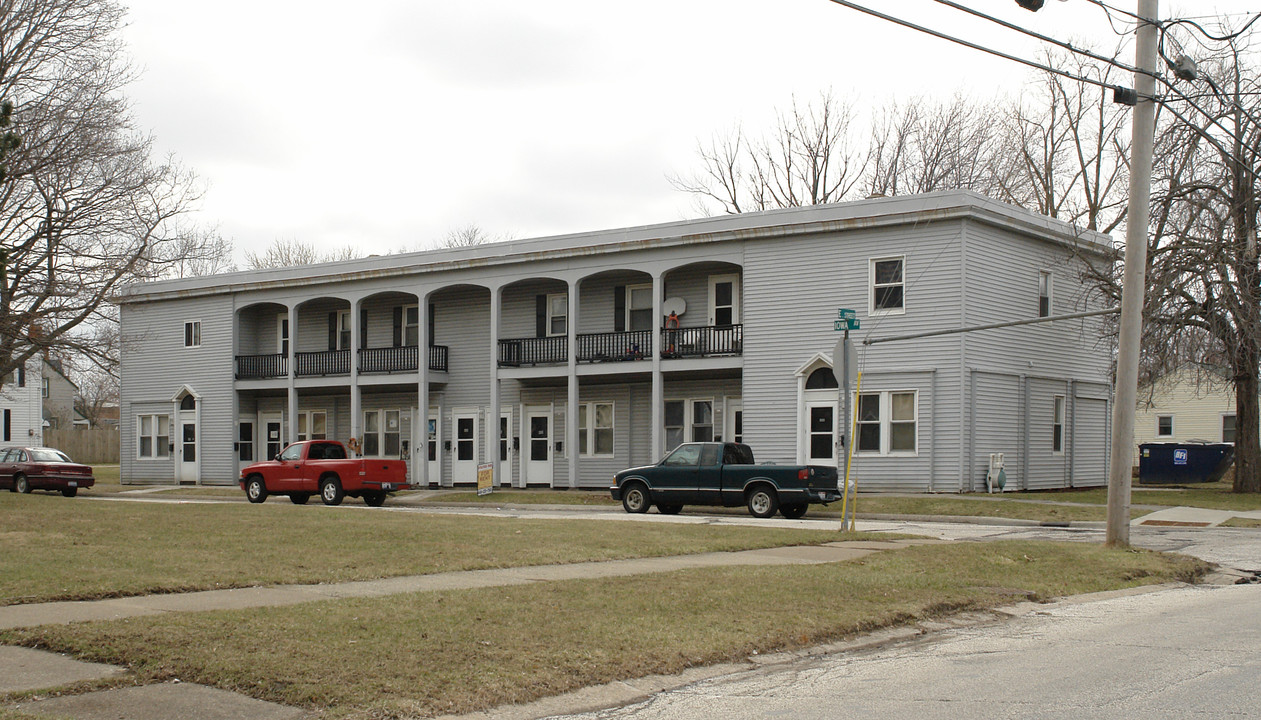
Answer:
(116, 0, 1254, 262)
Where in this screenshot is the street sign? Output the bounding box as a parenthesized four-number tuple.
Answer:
(837, 308, 856, 320)
(834, 319, 860, 331)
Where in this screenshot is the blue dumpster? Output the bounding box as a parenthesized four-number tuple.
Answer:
(1138, 442, 1234, 484)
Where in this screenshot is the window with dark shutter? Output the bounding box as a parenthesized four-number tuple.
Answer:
(328, 312, 337, 351)
(614, 285, 625, 332)
(392, 307, 403, 347)
(536, 295, 547, 337)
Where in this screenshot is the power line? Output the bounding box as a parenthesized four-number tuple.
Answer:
(823, 0, 1127, 96)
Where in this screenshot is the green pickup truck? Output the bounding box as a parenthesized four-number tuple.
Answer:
(610, 442, 840, 519)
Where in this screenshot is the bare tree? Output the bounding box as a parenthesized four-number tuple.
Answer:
(73, 365, 119, 427)
(1083, 30, 1261, 492)
(243, 238, 360, 269)
(441, 224, 492, 248)
(865, 95, 1003, 198)
(671, 90, 866, 214)
(0, 0, 215, 384)
(992, 51, 1129, 233)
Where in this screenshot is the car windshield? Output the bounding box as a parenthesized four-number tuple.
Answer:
(662, 444, 701, 467)
(29, 449, 72, 463)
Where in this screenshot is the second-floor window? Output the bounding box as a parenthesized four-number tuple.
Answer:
(870, 257, 904, 314)
(278, 313, 289, 355)
(404, 305, 419, 346)
(1224, 414, 1237, 443)
(333, 311, 351, 350)
(1039, 271, 1052, 318)
(626, 285, 653, 331)
(184, 321, 201, 347)
(41, 377, 49, 398)
(547, 293, 567, 337)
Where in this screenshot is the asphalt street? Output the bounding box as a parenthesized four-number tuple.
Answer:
(547, 581, 1261, 719)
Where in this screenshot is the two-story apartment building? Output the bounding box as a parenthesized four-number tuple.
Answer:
(116, 191, 1115, 491)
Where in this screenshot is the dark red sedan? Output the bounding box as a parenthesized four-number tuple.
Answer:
(0, 446, 96, 497)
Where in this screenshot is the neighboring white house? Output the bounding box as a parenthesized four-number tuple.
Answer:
(1134, 366, 1246, 461)
(0, 356, 43, 446)
(116, 191, 1116, 492)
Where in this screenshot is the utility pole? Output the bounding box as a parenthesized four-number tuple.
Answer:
(1106, 0, 1159, 547)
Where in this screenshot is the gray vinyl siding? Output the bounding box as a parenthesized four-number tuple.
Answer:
(500, 280, 566, 339)
(1071, 386, 1110, 487)
(120, 295, 236, 484)
(849, 370, 943, 493)
(968, 371, 1023, 492)
(962, 222, 1111, 383)
(742, 221, 965, 488)
(1025, 377, 1072, 489)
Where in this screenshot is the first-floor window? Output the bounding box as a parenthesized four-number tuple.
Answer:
(809, 405, 835, 461)
(664, 399, 713, 450)
(427, 415, 438, 461)
(138, 414, 171, 458)
(1053, 396, 1065, 453)
(856, 391, 917, 455)
(364, 409, 401, 457)
(238, 422, 254, 462)
(1223, 414, 1237, 443)
(1156, 415, 1174, 437)
(578, 402, 614, 456)
(298, 411, 327, 441)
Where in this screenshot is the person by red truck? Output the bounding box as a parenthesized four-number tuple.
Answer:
(239, 440, 408, 507)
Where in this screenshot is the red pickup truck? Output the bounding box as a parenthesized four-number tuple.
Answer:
(239, 440, 409, 507)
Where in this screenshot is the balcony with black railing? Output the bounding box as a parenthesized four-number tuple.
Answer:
(576, 329, 652, 363)
(358, 345, 450, 373)
(295, 350, 350, 376)
(661, 324, 743, 358)
(498, 336, 567, 367)
(235, 353, 287, 379)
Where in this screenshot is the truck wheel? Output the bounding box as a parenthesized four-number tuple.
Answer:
(746, 486, 779, 519)
(245, 476, 268, 504)
(656, 503, 682, 515)
(780, 504, 807, 519)
(289, 493, 311, 505)
(61, 487, 78, 498)
(320, 477, 344, 506)
(621, 482, 650, 513)
(15, 474, 31, 494)
(363, 491, 386, 507)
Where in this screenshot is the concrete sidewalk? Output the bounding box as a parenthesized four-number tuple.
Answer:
(0, 539, 933, 720)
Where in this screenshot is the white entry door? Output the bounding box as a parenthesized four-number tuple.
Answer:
(412, 407, 442, 486)
(260, 413, 284, 461)
(452, 409, 478, 485)
(806, 401, 837, 465)
(498, 409, 513, 487)
(178, 409, 199, 484)
(723, 399, 744, 444)
(525, 405, 553, 486)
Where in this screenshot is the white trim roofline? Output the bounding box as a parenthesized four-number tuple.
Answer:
(116, 190, 1113, 305)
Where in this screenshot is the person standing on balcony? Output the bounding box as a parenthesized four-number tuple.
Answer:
(665, 310, 679, 357)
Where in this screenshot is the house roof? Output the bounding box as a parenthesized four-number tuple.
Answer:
(115, 190, 1114, 305)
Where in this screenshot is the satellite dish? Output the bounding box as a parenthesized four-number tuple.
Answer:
(662, 297, 687, 316)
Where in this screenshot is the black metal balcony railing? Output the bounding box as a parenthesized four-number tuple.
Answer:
(498, 336, 567, 367)
(358, 345, 450, 373)
(235, 353, 287, 379)
(576, 330, 652, 362)
(661, 324, 743, 358)
(295, 350, 350, 376)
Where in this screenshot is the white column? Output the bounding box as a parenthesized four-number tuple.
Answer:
(489, 285, 502, 484)
(567, 279, 579, 488)
(286, 302, 298, 447)
(418, 290, 430, 486)
(651, 273, 664, 460)
(349, 298, 361, 455)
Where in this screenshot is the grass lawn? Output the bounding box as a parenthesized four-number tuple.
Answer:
(435, 489, 620, 506)
(1008, 479, 1261, 512)
(0, 540, 1207, 719)
(0, 494, 855, 605)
